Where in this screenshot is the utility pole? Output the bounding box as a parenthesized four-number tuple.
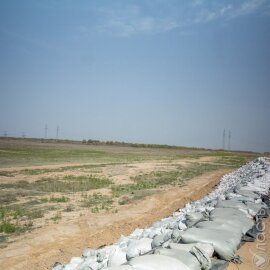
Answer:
(228, 130, 231, 150)
(222, 129, 226, 150)
(4, 131, 7, 137)
(22, 132, 25, 139)
(56, 125, 59, 140)
(45, 124, 48, 139)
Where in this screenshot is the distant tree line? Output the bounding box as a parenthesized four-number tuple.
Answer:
(82, 139, 199, 150)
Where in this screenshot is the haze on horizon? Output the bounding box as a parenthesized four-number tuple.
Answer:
(0, 0, 270, 153)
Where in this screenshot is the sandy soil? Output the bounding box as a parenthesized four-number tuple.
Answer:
(0, 169, 230, 270)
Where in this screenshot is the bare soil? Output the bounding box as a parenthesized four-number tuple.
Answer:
(0, 169, 231, 270)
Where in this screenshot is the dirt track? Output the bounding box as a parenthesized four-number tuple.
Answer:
(0, 169, 232, 270)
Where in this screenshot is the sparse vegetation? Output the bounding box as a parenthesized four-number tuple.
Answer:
(51, 212, 62, 222)
(80, 193, 113, 210)
(0, 138, 259, 244)
(0, 176, 112, 193)
(48, 196, 69, 203)
(64, 204, 74, 212)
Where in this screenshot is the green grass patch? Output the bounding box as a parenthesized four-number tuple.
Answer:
(80, 193, 113, 211)
(216, 155, 253, 167)
(0, 222, 17, 233)
(50, 196, 69, 203)
(0, 205, 44, 221)
(0, 175, 112, 193)
(112, 163, 224, 197)
(0, 171, 15, 177)
(18, 164, 108, 175)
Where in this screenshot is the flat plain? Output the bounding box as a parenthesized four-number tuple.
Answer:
(0, 138, 260, 269)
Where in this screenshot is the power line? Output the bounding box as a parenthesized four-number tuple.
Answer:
(56, 125, 59, 139)
(45, 124, 48, 139)
(228, 130, 231, 150)
(222, 129, 226, 150)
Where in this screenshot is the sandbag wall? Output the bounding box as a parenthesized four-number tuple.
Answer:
(52, 157, 270, 270)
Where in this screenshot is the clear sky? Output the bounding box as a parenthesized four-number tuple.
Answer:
(0, 0, 270, 152)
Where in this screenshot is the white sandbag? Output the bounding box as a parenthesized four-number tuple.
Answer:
(76, 257, 99, 270)
(246, 201, 266, 214)
(129, 254, 191, 270)
(178, 221, 187, 230)
(154, 248, 201, 270)
(211, 217, 253, 234)
(169, 243, 214, 258)
(64, 257, 84, 270)
(190, 246, 212, 270)
(234, 189, 260, 199)
(185, 212, 208, 227)
(210, 207, 252, 219)
(195, 221, 243, 236)
(216, 200, 248, 212)
(180, 227, 241, 261)
(225, 195, 255, 203)
(106, 266, 143, 270)
(210, 208, 254, 234)
(126, 238, 152, 260)
(171, 229, 183, 243)
(108, 246, 127, 267)
(169, 243, 197, 252)
(152, 234, 165, 248)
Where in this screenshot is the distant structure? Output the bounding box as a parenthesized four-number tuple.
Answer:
(228, 130, 231, 150)
(22, 132, 25, 139)
(45, 124, 48, 139)
(4, 131, 8, 137)
(222, 129, 226, 150)
(56, 125, 59, 139)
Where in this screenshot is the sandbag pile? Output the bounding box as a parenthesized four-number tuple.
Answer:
(52, 157, 270, 270)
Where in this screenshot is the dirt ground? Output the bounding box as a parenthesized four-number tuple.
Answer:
(0, 168, 231, 270)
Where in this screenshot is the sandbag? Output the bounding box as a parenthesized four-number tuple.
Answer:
(195, 221, 243, 236)
(210, 258, 229, 270)
(75, 256, 99, 270)
(64, 257, 84, 270)
(225, 195, 255, 203)
(151, 231, 172, 248)
(152, 235, 165, 248)
(190, 246, 212, 270)
(169, 242, 214, 258)
(210, 207, 250, 218)
(216, 200, 248, 212)
(180, 227, 241, 261)
(129, 254, 191, 270)
(171, 229, 183, 243)
(154, 248, 201, 270)
(185, 212, 208, 227)
(108, 246, 127, 267)
(210, 208, 254, 234)
(246, 202, 267, 214)
(126, 238, 152, 260)
(234, 189, 260, 199)
(106, 266, 143, 270)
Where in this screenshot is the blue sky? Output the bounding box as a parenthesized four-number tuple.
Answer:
(0, 0, 270, 152)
